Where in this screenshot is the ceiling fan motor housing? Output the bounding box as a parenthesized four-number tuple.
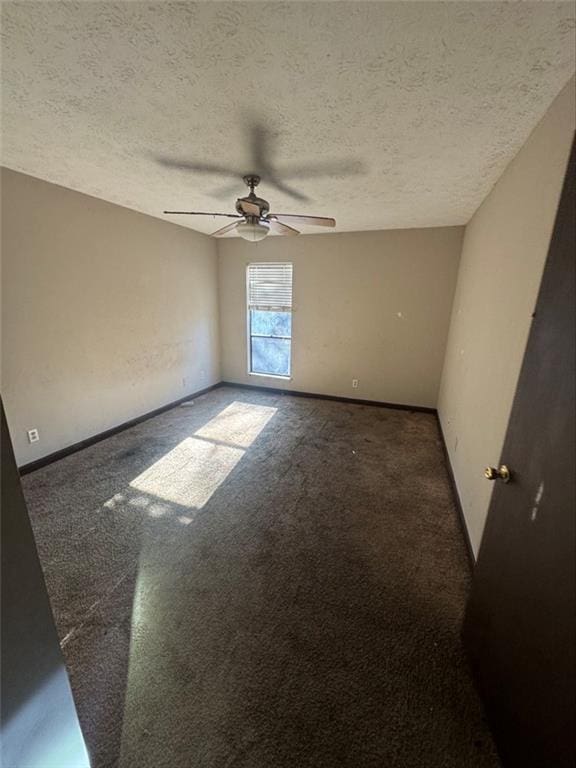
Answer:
(236, 195, 270, 217)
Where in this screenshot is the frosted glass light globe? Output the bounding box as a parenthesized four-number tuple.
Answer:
(237, 218, 270, 242)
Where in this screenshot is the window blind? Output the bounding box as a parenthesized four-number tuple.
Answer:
(247, 263, 293, 311)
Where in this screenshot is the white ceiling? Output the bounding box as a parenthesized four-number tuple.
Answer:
(1, 2, 574, 235)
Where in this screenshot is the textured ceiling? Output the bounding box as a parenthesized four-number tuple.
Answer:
(1, 2, 575, 235)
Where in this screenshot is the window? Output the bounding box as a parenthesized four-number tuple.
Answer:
(247, 262, 293, 377)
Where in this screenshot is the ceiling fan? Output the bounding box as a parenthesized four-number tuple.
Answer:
(163, 175, 336, 242)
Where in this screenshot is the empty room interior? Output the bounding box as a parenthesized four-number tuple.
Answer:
(1, 3, 575, 768)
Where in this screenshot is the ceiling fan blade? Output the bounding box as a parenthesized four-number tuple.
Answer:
(269, 213, 336, 228)
(212, 181, 244, 200)
(211, 220, 243, 237)
(157, 157, 236, 178)
(249, 121, 273, 175)
(245, 121, 308, 201)
(238, 200, 261, 216)
(163, 211, 241, 218)
(266, 177, 309, 202)
(280, 159, 365, 181)
(269, 220, 300, 236)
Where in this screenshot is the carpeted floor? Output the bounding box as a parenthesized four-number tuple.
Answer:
(23, 385, 500, 768)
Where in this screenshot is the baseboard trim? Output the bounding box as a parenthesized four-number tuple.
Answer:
(221, 381, 437, 414)
(435, 414, 476, 570)
(18, 383, 221, 475)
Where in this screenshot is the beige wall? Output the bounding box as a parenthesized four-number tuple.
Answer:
(218, 228, 463, 408)
(438, 77, 575, 558)
(1, 169, 220, 466)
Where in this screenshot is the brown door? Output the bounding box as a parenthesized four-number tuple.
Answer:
(1, 400, 90, 766)
(463, 136, 575, 768)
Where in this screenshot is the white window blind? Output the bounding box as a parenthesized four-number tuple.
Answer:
(247, 263, 293, 311)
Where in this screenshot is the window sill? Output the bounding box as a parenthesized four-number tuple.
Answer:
(248, 372, 292, 381)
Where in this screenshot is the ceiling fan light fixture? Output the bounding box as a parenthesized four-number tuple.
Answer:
(236, 217, 270, 242)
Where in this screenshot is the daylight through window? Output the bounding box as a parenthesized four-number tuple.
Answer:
(247, 262, 293, 377)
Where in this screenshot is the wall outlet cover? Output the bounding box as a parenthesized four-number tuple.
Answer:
(27, 428, 40, 444)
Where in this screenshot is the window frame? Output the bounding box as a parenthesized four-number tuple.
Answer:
(246, 263, 293, 380)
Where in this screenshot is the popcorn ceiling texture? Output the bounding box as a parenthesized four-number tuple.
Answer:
(1, 2, 575, 234)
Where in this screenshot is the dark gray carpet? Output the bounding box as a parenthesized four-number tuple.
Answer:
(23, 385, 500, 768)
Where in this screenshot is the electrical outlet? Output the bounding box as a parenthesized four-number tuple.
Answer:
(27, 428, 40, 444)
(352, 379, 359, 389)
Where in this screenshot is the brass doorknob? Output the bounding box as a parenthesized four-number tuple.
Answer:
(485, 465, 511, 483)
